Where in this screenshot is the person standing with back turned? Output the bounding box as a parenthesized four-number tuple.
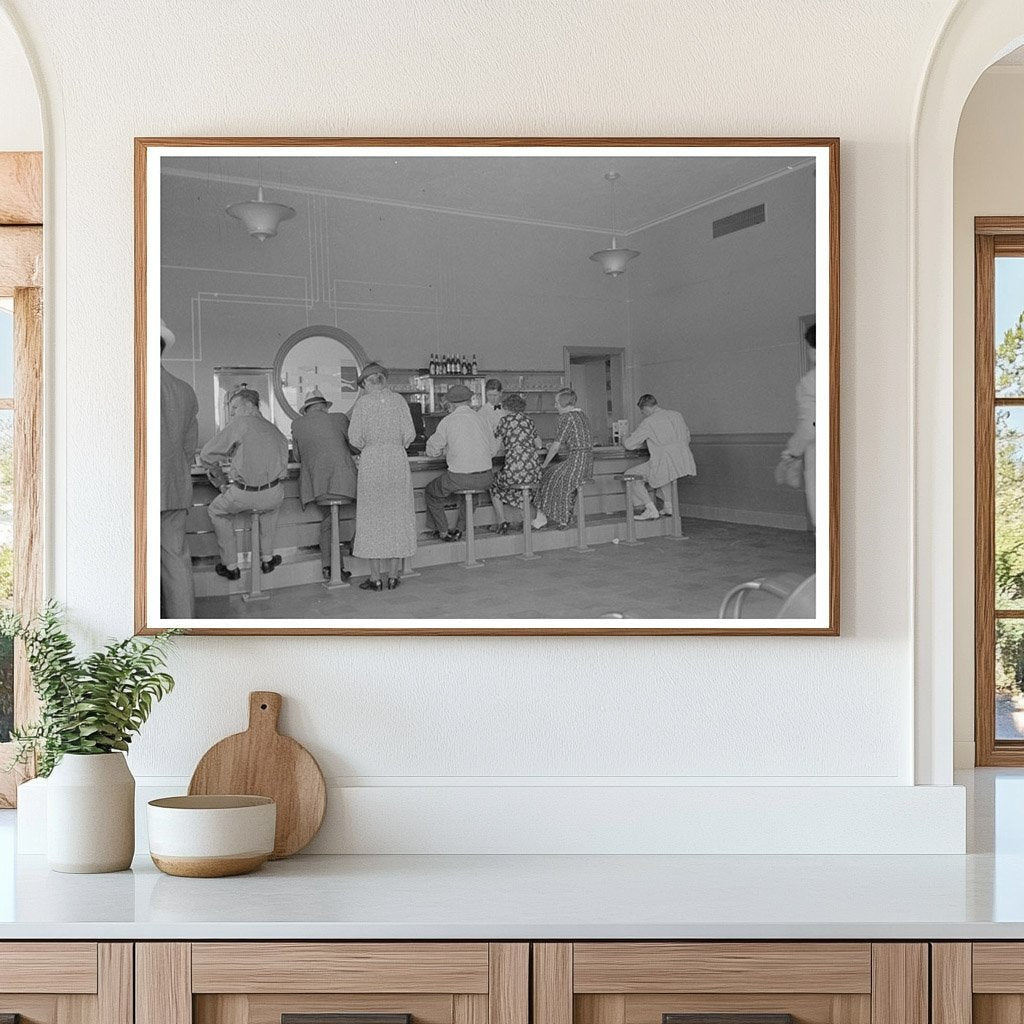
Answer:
(159, 318, 199, 618)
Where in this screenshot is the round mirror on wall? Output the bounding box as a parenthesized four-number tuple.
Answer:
(273, 327, 369, 424)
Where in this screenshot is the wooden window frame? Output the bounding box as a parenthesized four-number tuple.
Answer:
(0, 151, 43, 806)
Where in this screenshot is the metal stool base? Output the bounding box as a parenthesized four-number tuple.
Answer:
(519, 486, 541, 561)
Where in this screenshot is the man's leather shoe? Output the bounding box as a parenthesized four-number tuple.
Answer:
(215, 563, 241, 581)
(261, 554, 283, 574)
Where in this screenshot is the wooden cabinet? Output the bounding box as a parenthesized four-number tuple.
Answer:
(136, 944, 528, 1024)
(932, 943, 1024, 1024)
(0, 942, 132, 1024)
(532, 944, 928, 1024)
(0, 937, 965, 1024)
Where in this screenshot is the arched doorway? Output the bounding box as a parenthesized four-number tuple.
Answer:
(913, 1, 1024, 784)
(0, 6, 45, 809)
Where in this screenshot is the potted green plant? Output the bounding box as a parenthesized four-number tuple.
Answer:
(2, 603, 178, 873)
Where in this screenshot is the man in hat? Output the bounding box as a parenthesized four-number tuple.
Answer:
(424, 384, 499, 540)
(290, 388, 358, 581)
(159, 318, 199, 618)
(199, 386, 289, 581)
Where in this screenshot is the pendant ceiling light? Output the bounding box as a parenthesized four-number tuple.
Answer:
(589, 171, 639, 276)
(226, 157, 295, 241)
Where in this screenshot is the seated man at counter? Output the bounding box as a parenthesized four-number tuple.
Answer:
(200, 387, 290, 581)
(291, 387, 358, 582)
(424, 384, 499, 541)
(622, 393, 697, 520)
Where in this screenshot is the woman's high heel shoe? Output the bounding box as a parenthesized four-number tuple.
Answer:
(359, 578, 383, 592)
(386, 577, 401, 590)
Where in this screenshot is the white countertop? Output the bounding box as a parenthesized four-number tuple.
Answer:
(1, 850, 1023, 940)
(1, 769, 1021, 941)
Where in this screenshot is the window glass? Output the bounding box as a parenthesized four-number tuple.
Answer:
(996, 406, 1024, 610)
(997, 621, 1024, 740)
(996, 257, 1024, 396)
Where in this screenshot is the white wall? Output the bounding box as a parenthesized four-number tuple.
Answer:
(629, 166, 815, 434)
(952, 67, 1024, 767)
(160, 171, 626, 441)
(0, 14, 40, 152)
(0, 0, 972, 853)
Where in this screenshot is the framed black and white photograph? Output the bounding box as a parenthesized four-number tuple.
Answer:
(135, 137, 839, 635)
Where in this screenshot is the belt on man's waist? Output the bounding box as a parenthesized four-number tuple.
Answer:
(234, 479, 282, 492)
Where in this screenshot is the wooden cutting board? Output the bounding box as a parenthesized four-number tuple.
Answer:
(188, 691, 327, 859)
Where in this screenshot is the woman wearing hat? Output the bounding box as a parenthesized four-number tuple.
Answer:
(290, 387, 359, 581)
(346, 363, 418, 591)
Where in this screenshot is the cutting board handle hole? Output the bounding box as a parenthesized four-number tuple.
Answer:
(260, 703, 268, 710)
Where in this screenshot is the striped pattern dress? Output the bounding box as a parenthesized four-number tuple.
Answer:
(533, 410, 594, 526)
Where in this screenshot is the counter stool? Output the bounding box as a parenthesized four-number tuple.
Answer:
(520, 485, 540, 561)
(574, 482, 593, 554)
(320, 498, 351, 591)
(242, 511, 269, 604)
(666, 479, 688, 541)
(455, 487, 488, 569)
(618, 472, 645, 547)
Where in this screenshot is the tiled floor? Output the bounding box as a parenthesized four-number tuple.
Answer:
(196, 520, 816, 620)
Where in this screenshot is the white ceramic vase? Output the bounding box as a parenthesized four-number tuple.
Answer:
(46, 752, 135, 873)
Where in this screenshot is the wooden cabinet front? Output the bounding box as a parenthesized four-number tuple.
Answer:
(533, 944, 928, 1024)
(137, 944, 528, 1024)
(0, 943, 131, 1024)
(933, 943, 1024, 1024)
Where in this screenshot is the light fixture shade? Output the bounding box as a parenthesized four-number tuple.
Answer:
(226, 186, 296, 241)
(589, 243, 640, 276)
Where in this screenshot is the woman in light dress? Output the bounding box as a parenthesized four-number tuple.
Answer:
(532, 388, 594, 529)
(346, 363, 418, 592)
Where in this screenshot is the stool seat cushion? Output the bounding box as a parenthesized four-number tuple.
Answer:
(454, 487, 489, 494)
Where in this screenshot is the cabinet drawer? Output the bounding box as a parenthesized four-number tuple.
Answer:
(139, 943, 528, 1024)
(0, 943, 130, 1024)
(191, 944, 491, 994)
(0, 942, 98, 994)
(571, 944, 872, 994)
(534, 944, 926, 1024)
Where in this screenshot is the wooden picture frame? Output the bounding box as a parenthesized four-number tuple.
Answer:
(135, 137, 840, 636)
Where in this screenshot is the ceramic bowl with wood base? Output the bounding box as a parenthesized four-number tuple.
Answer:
(147, 795, 276, 877)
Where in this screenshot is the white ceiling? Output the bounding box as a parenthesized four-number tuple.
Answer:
(163, 153, 805, 236)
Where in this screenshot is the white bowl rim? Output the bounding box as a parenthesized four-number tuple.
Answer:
(148, 795, 275, 810)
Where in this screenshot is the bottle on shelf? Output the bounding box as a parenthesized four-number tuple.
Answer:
(471, 353, 478, 375)
(429, 353, 436, 376)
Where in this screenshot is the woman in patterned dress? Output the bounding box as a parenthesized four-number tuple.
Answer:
(532, 388, 594, 529)
(488, 393, 543, 533)
(346, 363, 418, 592)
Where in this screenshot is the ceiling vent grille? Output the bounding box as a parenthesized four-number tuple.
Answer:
(712, 203, 765, 238)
